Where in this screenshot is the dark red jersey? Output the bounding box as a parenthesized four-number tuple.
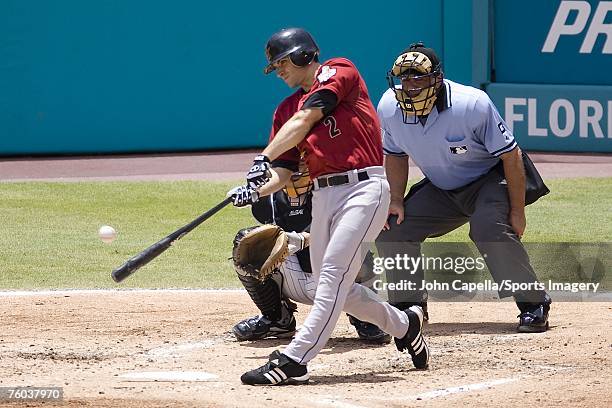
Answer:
(271, 58, 383, 179)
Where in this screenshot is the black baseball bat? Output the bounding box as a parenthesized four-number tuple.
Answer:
(111, 196, 233, 283)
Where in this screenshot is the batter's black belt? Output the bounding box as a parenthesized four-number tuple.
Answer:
(315, 171, 369, 188)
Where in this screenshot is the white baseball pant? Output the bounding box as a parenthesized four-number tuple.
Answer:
(276, 253, 378, 306)
(283, 166, 411, 364)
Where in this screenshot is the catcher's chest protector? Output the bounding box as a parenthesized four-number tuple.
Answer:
(251, 191, 312, 233)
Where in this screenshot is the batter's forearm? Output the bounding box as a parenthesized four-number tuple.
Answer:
(263, 119, 308, 161)
(385, 155, 410, 202)
(263, 108, 324, 161)
(257, 168, 292, 197)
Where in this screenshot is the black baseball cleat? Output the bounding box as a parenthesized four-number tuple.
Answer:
(347, 314, 391, 344)
(241, 350, 309, 386)
(394, 306, 430, 369)
(232, 314, 296, 341)
(233, 300, 296, 341)
(517, 302, 550, 333)
(392, 302, 429, 322)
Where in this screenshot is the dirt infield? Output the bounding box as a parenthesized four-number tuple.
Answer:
(0, 290, 610, 407)
(1, 151, 611, 181)
(1, 152, 610, 407)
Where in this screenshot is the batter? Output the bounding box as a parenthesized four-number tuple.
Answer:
(237, 28, 430, 386)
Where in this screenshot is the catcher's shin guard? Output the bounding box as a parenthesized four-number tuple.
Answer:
(234, 272, 297, 340)
(236, 272, 286, 321)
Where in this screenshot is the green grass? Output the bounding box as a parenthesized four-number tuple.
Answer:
(0, 178, 610, 289)
(427, 177, 612, 242)
(0, 181, 254, 289)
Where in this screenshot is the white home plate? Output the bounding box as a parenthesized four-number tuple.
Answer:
(119, 371, 218, 382)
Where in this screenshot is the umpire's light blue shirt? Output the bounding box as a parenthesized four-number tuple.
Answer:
(378, 79, 517, 190)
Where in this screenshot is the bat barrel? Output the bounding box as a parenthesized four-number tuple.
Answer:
(110, 197, 233, 283)
(111, 263, 132, 283)
(111, 237, 173, 282)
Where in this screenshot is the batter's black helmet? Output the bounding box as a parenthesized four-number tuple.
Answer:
(264, 28, 319, 74)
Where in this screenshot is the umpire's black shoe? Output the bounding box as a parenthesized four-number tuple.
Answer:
(517, 303, 550, 333)
(394, 306, 430, 369)
(241, 350, 309, 386)
(347, 314, 391, 344)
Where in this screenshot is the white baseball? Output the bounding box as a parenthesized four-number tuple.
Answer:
(98, 225, 117, 244)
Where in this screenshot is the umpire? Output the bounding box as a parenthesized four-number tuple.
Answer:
(376, 42, 551, 332)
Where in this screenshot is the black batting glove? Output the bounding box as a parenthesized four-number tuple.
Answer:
(227, 185, 259, 207)
(246, 154, 271, 189)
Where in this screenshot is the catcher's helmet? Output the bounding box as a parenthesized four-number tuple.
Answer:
(264, 28, 319, 74)
(387, 42, 443, 124)
(284, 159, 313, 207)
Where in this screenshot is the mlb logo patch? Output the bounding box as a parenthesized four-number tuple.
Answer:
(450, 145, 468, 155)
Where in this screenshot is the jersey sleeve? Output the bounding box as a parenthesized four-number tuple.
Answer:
(377, 97, 408, 157)
(382, 127, 407, 157)
(472, 92, 517, 157)
(311, 60, 359, 104)
(302, 89, 338, 116)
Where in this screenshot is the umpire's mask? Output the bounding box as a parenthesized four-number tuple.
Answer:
(387, 43, 443, 124)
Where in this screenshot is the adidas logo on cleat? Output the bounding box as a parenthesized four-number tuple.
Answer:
(241, 351, 309, 386)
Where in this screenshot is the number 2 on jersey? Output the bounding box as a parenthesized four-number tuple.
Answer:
(323, 115, 342, 138)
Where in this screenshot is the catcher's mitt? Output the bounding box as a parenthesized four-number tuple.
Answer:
(232, 224, 289, 281)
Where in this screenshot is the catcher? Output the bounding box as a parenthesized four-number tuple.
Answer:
(228, 166, 391, 344)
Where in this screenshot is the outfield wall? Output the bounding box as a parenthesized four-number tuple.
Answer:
(0, 0, 610, 155)
(0, 0, 444, 155)
(486, 0, 612, 153)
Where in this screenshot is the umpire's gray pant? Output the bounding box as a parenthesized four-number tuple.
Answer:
(376, 168, 549, 305)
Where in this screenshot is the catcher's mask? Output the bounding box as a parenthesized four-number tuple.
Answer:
(264, 28, 319, 75)
(387, 42, 443, 124)
(284, 162, 313, 206)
